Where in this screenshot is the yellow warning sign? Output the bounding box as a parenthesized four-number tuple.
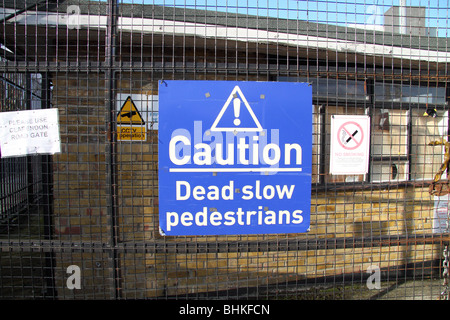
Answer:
(117, 96, 147, 141)
(117, 96, 145, 125)
(117, 126, 147, 141)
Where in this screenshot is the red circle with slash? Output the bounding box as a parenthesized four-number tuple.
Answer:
(337, 121, 364, 150)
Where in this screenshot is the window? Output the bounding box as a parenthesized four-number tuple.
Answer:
(370, 109, 409, 183)
(283, 76, 448, 187)
(373, 82, 448, 184)
(410, 109, 449, 181)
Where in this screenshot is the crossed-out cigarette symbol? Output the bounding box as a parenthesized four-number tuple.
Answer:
(338, 121, 364, 150)
(344, 129, 359, 144)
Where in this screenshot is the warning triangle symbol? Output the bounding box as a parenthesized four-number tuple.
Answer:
(117, 96, 145, 125)
(210, 86, 263, 132)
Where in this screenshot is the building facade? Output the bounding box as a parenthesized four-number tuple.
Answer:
(1, 0, 449, 299)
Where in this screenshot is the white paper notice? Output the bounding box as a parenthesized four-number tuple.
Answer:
(433, 194, 450, 234)
(0, 108, 61, 157)
(330, 115, 370, 175)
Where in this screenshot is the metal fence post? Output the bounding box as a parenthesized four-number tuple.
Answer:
(105, 0, 120, 299)
(41, 72, 56, 298)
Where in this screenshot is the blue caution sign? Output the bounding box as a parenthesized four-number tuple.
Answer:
(158, 80, 312, 236)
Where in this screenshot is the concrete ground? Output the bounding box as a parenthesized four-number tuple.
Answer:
(371, 279, 444, 300)
(261, 278, 446, 300)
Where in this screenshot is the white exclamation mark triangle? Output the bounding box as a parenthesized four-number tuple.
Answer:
(210, 85, 263, 132)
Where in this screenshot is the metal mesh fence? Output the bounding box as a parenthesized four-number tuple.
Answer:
(0, 0, 450, 301)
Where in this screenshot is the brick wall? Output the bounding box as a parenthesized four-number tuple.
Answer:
(51, 72, 441, 299)
(52, 72, 112, 298)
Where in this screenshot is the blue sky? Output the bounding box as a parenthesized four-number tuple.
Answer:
(122, 0, 450, 37)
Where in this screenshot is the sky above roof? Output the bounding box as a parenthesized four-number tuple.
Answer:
(120, 0, 450, 37)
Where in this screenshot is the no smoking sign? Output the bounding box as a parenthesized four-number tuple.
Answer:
(330, 115, 370, 175)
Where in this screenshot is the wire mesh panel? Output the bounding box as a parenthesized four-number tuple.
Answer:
(1, 0, 450, 301)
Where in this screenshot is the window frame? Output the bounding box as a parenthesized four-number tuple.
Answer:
(311, 78, 449, 191)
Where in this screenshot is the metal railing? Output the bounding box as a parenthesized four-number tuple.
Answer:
(0, 0, 449, 300)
